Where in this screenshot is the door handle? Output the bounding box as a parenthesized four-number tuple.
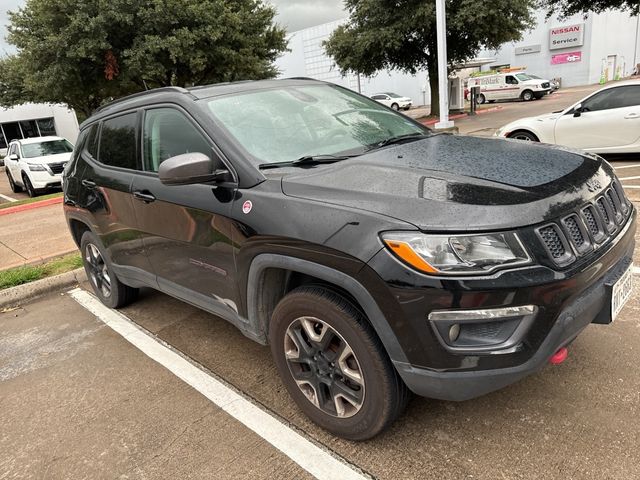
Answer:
(133, 190, 156, 203)
(81, 179, 97, 189)
(624, 113, 639, 119)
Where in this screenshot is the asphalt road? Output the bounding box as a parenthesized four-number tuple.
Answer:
(2, 86, 640, 479)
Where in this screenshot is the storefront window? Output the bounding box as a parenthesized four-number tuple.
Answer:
(37, 117, 56, 136)
(1, 123, 22, 144)
(20, 120, 39, 138)
(0, 127, 6, 149)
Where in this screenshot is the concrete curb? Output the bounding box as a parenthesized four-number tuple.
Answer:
(0, 196, 63, 216)
(0, 267, 87, 309)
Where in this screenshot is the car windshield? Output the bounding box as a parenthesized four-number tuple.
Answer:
(205, 84, 428, 165)
(516, 73, 532, 81)
(21, 139, 73, 158)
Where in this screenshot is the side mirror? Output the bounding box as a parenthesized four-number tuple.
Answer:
(573, 103, 583, 117)
(7, 154, 18, 161)
(158, 152, 229, 186)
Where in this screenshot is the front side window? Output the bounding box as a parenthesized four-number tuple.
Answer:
(99, 113, 138, 169)
(21, 139, 74, 158)
(143, 108, 211, 172)
(505, 76, 518, 85)
(580, 86, 640, 112)
(205, 84, 427, 165)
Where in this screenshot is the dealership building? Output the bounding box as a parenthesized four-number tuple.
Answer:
(275, 10, 640, 106)
(0, 103, 79, 156)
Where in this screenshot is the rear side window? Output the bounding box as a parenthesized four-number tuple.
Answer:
(98, 113, 138, 170)
(85, 124, 100, 159)
(143, 108, 210, 172)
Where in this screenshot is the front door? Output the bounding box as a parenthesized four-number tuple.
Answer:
(554, 85, 640, 150)
(131, 106, 241, 317)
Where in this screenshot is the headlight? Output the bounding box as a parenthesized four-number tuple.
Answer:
(27, 163, 46, 171)
(381, 231, 531, 275)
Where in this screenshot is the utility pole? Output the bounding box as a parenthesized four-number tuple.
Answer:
(434, 0, 453, 129)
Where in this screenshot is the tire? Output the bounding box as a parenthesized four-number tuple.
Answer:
(22, 174, 37, 197)
(6, 169, 22, 193)
(521, 90, 534, 102)
(488, 100, 496, 103)
(391, 103, 400, 111)
(80, 231, 138, 308)
(509, 130, 539, 142)
(477, 93, 486, 105)
(269, 285, 410, 441)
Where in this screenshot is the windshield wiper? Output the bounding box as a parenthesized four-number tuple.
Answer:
(372, 133, 429, 149)
(258, 154, 355, 170)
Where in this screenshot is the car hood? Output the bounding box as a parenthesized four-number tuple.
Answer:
(280, 134, 613, 231)
(25, 153, 72, 165)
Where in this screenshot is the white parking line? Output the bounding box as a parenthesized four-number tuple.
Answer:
(634, 266, 640, 275)
(622, 185, 640, 189)
(0, 192, 17, 202)
(619, 175, 640, 181)
(68, 288, 369, 480)
(613, 164, 640, 170)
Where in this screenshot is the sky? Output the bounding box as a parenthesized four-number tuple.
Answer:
(0, 0, 346, 55)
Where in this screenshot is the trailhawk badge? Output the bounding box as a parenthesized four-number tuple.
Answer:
(242, 200, 253, 214)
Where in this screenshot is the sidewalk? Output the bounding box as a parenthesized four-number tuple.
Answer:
(0, 203, 77, 270)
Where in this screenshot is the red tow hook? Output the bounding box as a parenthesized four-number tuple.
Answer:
(549, 347, 568, 365)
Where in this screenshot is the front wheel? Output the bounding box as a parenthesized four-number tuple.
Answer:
(80, 231, 138, 308)
(22, 174, 37, 197)
(390, 103, 400, 111)
(509, 130, 539, 142)
(521, 90, 534, 101)
(269, 286, 410, 441)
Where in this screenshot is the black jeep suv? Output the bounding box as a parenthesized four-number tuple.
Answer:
(63, 79, 636, 440)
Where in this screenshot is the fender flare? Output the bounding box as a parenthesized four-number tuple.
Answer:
(246, 253, 409, 364)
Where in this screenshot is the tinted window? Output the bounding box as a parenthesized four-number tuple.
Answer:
(37, 118, 56, 136)
(20, 120, 39, 138)
(85, 124, 100, 159)
(582, 86, 640, 112)
(505, 75, 518, 85)
(143, 108, 211, 172)
(0, 127, 7, 149)
(99, 113, 138, 169)
(22, 139, 74, 158)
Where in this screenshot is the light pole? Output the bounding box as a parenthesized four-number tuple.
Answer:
(434, 0, 453, 129)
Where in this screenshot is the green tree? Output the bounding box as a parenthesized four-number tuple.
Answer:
(537, 0, 638, 17)
(325, 0, 535, 116)
(0, 0, 287, 118)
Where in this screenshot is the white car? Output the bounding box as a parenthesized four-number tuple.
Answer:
(495, 80, 640, 154)
(4, 136, 74, 197)
(528, 74, 559, 93)
(370, 92, 412, 110)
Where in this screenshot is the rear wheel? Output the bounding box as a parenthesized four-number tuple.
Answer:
(509, 130, 539, 142)
(521, 90, 534, 101)
(6, 169, 22, 193)
(80, 231, 138, 308)
(477, 93, 486, 105)
(269, 286, 410, 441)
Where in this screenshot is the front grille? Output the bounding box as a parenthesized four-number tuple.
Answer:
(536, 181, 632, 267)
(538, 225, 566, 259)
(48, 162, 65, 174)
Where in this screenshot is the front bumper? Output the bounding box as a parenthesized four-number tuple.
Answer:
(363, 208, 636, 401)
(29, 171, 62, 189)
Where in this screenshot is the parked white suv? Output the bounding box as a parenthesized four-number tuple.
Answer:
(370, 92, 413, 110)
(467, 72, 550, 104)
(5, 136, 74, 197)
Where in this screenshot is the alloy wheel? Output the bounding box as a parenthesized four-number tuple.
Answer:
(284, 316, 365, 418)
(85, 243, 112, 298)
(513, 133, 533, 141)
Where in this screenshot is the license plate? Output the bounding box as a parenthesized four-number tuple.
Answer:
(611, 264, 634, 321)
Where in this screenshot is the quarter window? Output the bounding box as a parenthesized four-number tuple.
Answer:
(143, 108, 211, 172)
(99, 113, 138, 170)
(85, 124, 100, 159)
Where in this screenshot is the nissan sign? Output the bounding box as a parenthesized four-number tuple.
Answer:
(549, 23, 585, 50)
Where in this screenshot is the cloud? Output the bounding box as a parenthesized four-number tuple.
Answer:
(269, 0, 345, 32)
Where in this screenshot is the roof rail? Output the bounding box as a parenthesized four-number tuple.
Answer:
(95, 86, 190, 113)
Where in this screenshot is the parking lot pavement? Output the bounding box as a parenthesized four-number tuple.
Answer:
(3, 211, 638, 480)
(0, 293, 316, 480)
(0, 203, 77, 270)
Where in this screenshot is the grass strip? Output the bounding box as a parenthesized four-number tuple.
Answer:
(0, 192, 63, 210)
(0, 253, 82, 290)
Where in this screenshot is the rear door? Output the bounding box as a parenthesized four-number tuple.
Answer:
(78, 111, 154, 280)
(554, 85, 640, 151)
(130, 105, 241, 317)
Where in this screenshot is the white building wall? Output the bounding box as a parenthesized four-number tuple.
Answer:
(588, 13, 640, 83)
